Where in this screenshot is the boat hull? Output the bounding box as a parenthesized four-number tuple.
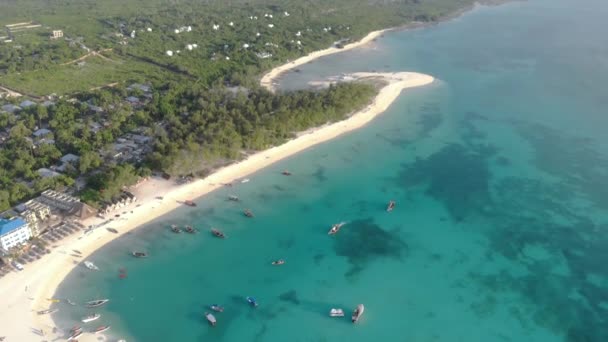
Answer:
(352, 304, 365, 323)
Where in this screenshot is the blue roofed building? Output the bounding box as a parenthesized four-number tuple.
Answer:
(0, 218, 32, 251)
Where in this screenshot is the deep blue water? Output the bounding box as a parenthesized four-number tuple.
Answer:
(54, 0, 608, 341)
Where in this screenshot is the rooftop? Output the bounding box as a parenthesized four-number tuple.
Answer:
(1, 104, 21, 113)
(60, 153, 80, 163)
(37, 168, 62, 178)
(20, 100, 36, 108)
(0, 218, 27, 236)
(33, 128, 52, 137)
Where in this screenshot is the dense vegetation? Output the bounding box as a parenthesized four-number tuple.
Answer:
(146, 82, 377, 175)
(0, 81, 376, 210)
(0, 0, 476, 211)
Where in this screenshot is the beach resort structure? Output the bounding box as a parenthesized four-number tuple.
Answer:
(0, 218, 32, 252)
(38, 190, 80, 211)
(50, 30, 63, 39)
(16, 200, 51, 237)
(100, 191, 137, 215)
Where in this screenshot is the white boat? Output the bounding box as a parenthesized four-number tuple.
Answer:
(351, 304, 365, 323)
(329, 308, 344, 317)
(241, 178, 250, 183)
(205, 312, 217, 326)
(84, 261, 99, 270)
(328, 222, 346, 235)
(81, 313, 101, 323)
(86, 299, 109, 308)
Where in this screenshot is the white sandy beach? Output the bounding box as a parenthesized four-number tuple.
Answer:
(0, 36, 433, 342)
(260, 29, 389, 92)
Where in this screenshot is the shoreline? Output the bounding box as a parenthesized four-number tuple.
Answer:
(259, 28, 389, 92)
(0, 71, 433, 342)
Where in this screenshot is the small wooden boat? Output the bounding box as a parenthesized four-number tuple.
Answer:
(281, 170, 292, 176)
(81, 313, 100, 323)
(271, 259, 285, 265)
(228, 195, 240, 202)
(351, 304, 365, 323)
(328, 222, 346, 235)
(246, 296, 258, 307)
(84, 260, 99, 270)
(37, 308, 58, 315)
(386, 200, 395, 212)
(93, 325, 110, 334)
(244, 209, 254, 218)
(205, 312, 217, 326)
(210, 304, 224, 312)
(329, 308, 345, 317)
(170, 224, 182, 233)
(184, 200, 197, 207)
(132, 251, 148, 258)
(211, 229, 225, 239)
(67, 328, 82, 341)
(185, 225, 198, 234)
(86, 299, 109, 308)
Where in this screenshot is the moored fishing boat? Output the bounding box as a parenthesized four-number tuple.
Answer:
(241, 178, 250, 183)
(86, 299, 109, 308)
(132, 251, 148, 258)
(211, 228, 225, 239)
(93, 325, 110, 334)
(351, 304, 365, 323)
(184, 200, 197, 207)
(67, 327, 82, 341)
(246, 296, 258, 307)
(170, 224, 182, 233)
(66, 299, 76, 306)
(185, 225, 198, 234)
(386, 200, 395, 212)
(228, 195, 240, 202)
(205, 312, 217, 326)
(37, 308, 58, 315)
(329, 308, 345, 317)
(81, 313, 101, 323)
(84, 260, 99, 270)
(210, 304, 224, 312)
(271, 259, 285, 265)
(244, 209, 254, 218)
(281, 170, 292, 176)
(328, 222, 346, 235)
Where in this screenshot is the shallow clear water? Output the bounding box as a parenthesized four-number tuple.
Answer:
(54, 0, 608, 341)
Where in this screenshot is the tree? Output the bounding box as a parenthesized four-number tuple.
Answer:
(0, 190, 10, 212)
(79, 151, 102, 174)
(36, 105, 48, 127)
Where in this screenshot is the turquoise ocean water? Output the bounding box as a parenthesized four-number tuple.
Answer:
(54, 0, 608, 341)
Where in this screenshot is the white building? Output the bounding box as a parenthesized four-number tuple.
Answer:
(0, 218, 32, 251)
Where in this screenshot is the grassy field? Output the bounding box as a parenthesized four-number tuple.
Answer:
(0, 52, 183, 95)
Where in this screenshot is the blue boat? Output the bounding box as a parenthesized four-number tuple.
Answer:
(246, 296, 258, 307)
